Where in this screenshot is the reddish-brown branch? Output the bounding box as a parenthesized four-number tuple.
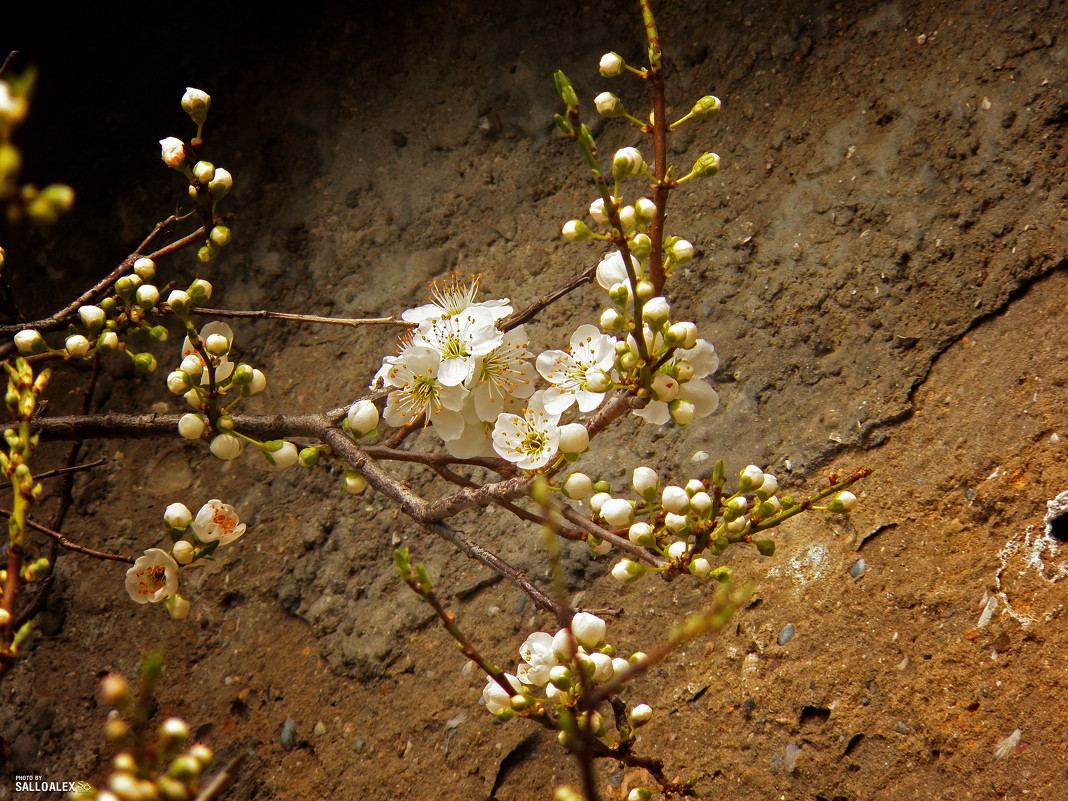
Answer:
(0, 510, 133, 564)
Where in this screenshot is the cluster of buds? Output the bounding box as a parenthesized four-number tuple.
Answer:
(482, 612, 653, 751)
(158, 88, 233, 263)
(125, 499, 246, 619)
(1, 68, 75, 225)
(76, 658, 214, 801)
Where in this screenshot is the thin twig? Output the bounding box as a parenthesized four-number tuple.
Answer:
(190, 307, 416, 329)
(193, 751, 249, 801)
(0, 510, 133, 563)
(0, 458, 106, 490)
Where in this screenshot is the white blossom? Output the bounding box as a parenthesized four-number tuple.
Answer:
(516, 632, 558, 686)
(536, 324, 616, 414)
(192, 499, 246, 545)
(164, 503, 192, 530)
(125, 549, 179, 604)
(381, 346, 468, 440)
(401, 275, 511, 325)
(159, 137, 186, 168)
(491, 391, 561, 469)
(467, 326, 537, 421)
(482, 673, 522, 715)
(411, 311, 503, 387)
(595, 250, 643, 290)
(571, 612, 606, 649)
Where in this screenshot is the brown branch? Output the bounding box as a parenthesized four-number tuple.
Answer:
(0, 458, 106, 490)
(190, 307, 416, 329)
(497, 263, 598, 332)
(558, 505, 665, 568)
(0, 510, 134, 564)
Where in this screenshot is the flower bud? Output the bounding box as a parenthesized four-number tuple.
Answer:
(635, 197, 657, 224)
(558, 423, 589, 455)
(671, 238, 695, 264)
(209, 225, 231, 247)
(562, 219, 592, 242)
(690, 151, 721, 178)
(756, 473, 779, 500)
(599, 51, 624, 77)
(600, 498, 634, 527)
(171, 540, 194, 565)
(562, 472, 592, 501)
(738, 464, 765, 493)
(79, 305, 106, 335)
(264, 440, 299, 469)
(132, 257, 156, 282)
(689, 557, 712, 578)
(181, 87, 211, 126)
(675, 359, 695, 382)
(632, 466, 659, 499)
(247, 369, 267, 395)
(608, 282, 631, 306)
(726, 496, 748, 516)
(14, 329, 46, 355)
(828, 490, 857, 514)
(132, 352, 157, 374)
(347, 399, 379, 435)
(589, 491, 611, 514)
(642, 296, 670, 329)
(299, 447, 320, 467)
(96, 331, 119, 353)
(587, 536, 611, 555)
(628, 788, 653, 801)
(167, 290, 191, 318)
(204, 333, 229, 357)
(628, 521, 654, 546)
(690, 491, 712, 513)
(159, 137, 187, 168)
(209, 168, 233, 200)
(629, 703, 653, 725)
(164, 503, 192, 531)
(65, 334, 90, 359)
(197, 244, 216, 263)
(599, 308, 625, 333)
(99, 674, 130, 706)
(584, 367, 610, 393)
(669, 399, 695, 425)
(571, 611, 606, 649)
(629, 233, 652, 260)
(594, 92, 625, 118)
(589, 197, 609, 225)
(665, 513, 689, 534)
(344, 471, 368, 494)
(635, 279, 655, 301)
(650, 372, 679, 403)
(167, 594, 191, 619)
(209, 434, 241, 461)
(136, 284, 159, 311)
(187, 279, 212, 304)
(612, 558, 645, 584)
(691, 94, 722, 121)
(661, 485, 690, 514)
(726, 516, 748, 534)
(612, 147, 644, 182)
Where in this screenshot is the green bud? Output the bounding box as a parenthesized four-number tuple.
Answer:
(209, 225, 231, 247)
(629, 234, 652, 260)
(197, 244, 216, 263)
(691, 95, 722, 121)
(691, 151, 721, 178)
(553, 113, 574, 137)
(187, 279, 212, 304)
(709, 565, 731, 582)
(181, 88, 211, 127)
(299, 447, 320, 467)
(711, 536, 729, 555)
(592, 480, 611, 494)
(594, 92, 625, 118)
(147, 325, 169, 343)
(132, 352, 157, 374)
(231, 363, 254, 386)
(712, 459, 726, 489)
(754, 539, 776, 556)
(167, 754, 202, 782)
(114, 275, 142, 306)
(553, 71, 579, 110)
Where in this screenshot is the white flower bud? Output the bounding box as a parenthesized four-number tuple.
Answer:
(193, 160, 215, 185)
(171, 540, 194, 565)
(209, 225, 231, 247)
(181, 87, 211, 126)
(612, 558, 645, 584)
(345, 471, 368, 494)
(651, 372, 679, 403)
(632, 466, 659, 499)
(757, 473, 779, 500)
(589, 197, 609, 224)
(589, 491, 612, 514)
(661, 485, 690, 514)
(164, 503, 192, 530)
(669, 399, 695, 425)
(599, 51, 624, 77)
(558, 423, 589, 455)
(167, 371, 191, 395)
(204, 333, 229, 357)
(562, 219, 592, 242)
(665, 513, 689, 534)
(726, 496, 749, 516)
(690, 557, 712, 578)
(641, 296, 671, 329)
(618, 204, 637, 229)
(629, 233, 652, 260)
(167, 594, 191, 620)
(629, 703, 653, 725)
(552, 627, 576, 660)
(599, 308, 625, 333)
(187, 279, 212, 303)
(690, 151, 721, 178)
(671, 238, 695, 264)
(209, 434, 241, 461)
(628, 521, 654, 546)
(265, 441, 299, 469)
(583, 367, 610, 393)
(612, 147, 644, 182)
(78, 305, 105, 335)
(600, 498, 634, 527)
(132, 257, 156, 281)
(14, 329, 45, 355)
(96, 331, 119, 353)
(594, 92, 625, 118)
(635, 197, 657, 223)
(828, 490, 857, 513)
(690, 491, 712, 513)
(759, 497, 782, 517)
(726, 516, 747, 533)
(209, 168, 233, 199)
(739, 464, 765, 493)
(611, 657, 630, 677)
(347, 399, 380, 435)
(247, 369, 267, 396)
(178, 413, 205, 440)
(159, 137, 186, 168)
(667, 540, 688, 560)
(571, 611, 607, 649)
(65, 334, 90, 359)
(562, 472, 593, 500)
(136, 284, 159, 310)
(588, 537, 611, 555)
